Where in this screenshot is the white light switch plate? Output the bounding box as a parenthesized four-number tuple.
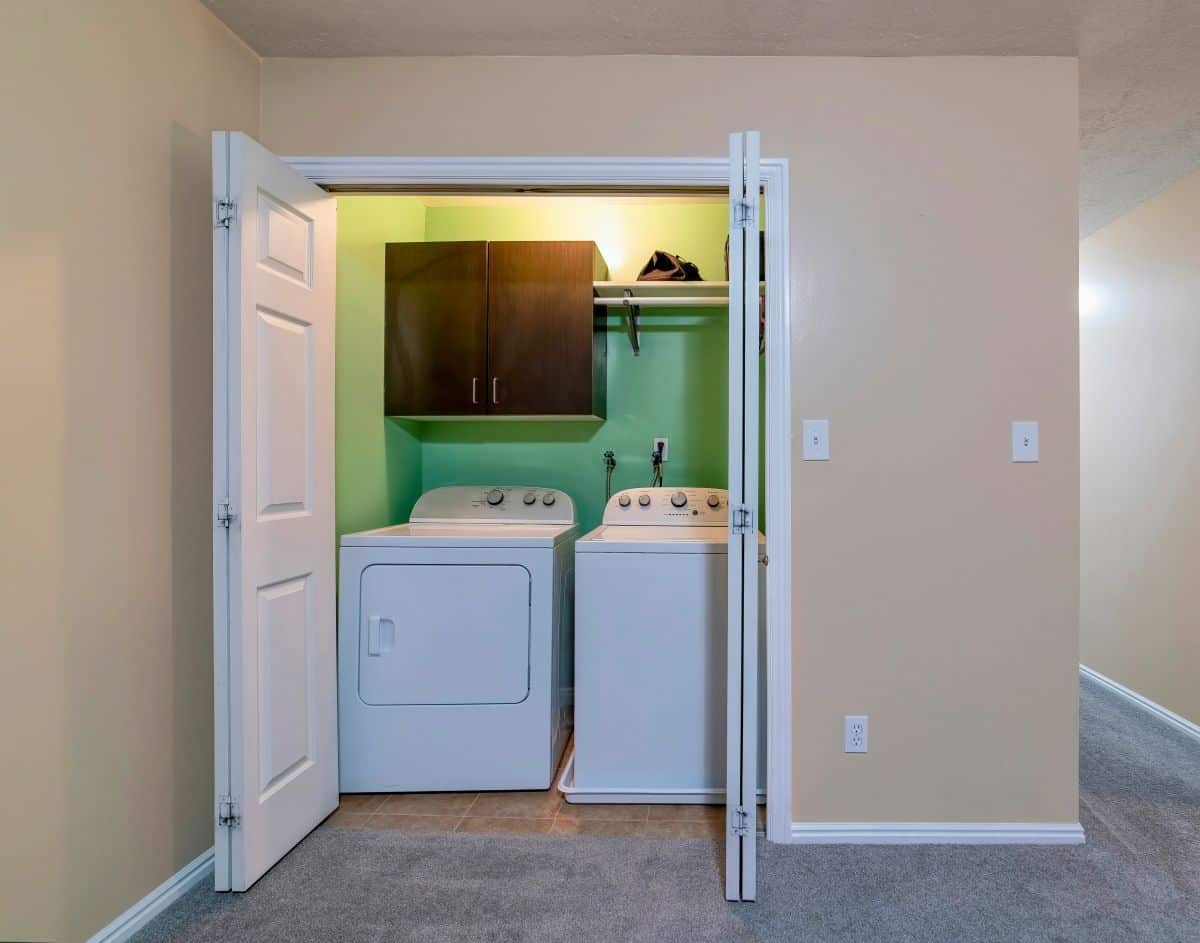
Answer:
(1012, 421, 1039, 462)
(802, 420, 830, 461)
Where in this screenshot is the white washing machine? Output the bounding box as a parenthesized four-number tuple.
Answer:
(562, 487, 765, 804)
(338, 485, 577, 793)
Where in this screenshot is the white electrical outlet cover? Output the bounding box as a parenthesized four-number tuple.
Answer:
(653, 437, 669, 462)
(844, 715, 868, 753)
(1012, 421, 1039, 462)
(802, 420, 829, 461)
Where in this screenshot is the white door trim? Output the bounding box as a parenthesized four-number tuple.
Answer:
(283, 153, 793, 843)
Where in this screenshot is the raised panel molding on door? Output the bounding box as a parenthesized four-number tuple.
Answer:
(255, 308, 312, 517)
(213, 131, 338, 894)
(257, 576, 316, 796)
(257, 191, 314, 286)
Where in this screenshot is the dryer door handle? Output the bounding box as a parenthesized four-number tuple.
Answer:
(367, 615, 396, 656)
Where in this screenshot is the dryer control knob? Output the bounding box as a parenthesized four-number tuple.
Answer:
(671, 491, 688, 508)
(523, 491, 537, 505)
(707, 493, 721, 509)
(638, 493, 651, 507)
(542, 493, 556, 506)
(618, 494, 631, 508)
(486, 489, 505, 506)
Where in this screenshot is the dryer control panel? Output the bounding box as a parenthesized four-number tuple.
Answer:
(410, 485, 575, 525)
(603, 487, 728, 525)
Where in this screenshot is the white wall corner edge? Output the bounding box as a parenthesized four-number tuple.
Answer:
(1080, 664, 1200, 743)
(85, 848, 214, 943)
(788, 823, 1086, 845)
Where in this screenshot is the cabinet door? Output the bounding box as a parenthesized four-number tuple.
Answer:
(486, 241, 606, 417)
(385, 242, 488, 416)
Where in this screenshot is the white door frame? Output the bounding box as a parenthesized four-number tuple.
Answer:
(285, 154, 794, 844)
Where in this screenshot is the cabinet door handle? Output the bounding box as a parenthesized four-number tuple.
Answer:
(492, 377, 500, 404)
(472, 377, 479, 405)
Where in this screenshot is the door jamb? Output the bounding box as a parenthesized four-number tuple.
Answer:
(284, 154, 793, 843)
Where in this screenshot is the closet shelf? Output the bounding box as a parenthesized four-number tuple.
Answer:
(593, 281, 764, 306)
(592, 281, 766, 354)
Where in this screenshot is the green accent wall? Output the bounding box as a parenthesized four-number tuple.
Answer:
(335, 196, 746, 536)
(334, 196, 426, 539)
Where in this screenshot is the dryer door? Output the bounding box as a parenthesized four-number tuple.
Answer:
(358, 563, 531, 705)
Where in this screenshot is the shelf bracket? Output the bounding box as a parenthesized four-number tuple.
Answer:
(623, 288, 641, 356)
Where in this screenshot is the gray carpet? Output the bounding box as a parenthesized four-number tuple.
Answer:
(135, 676, 1200, 942)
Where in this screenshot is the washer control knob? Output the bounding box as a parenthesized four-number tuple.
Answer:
(638, 493, 651, 507)
(707, 493, 721, 509)
(523, 491, 537, 505)
(541, 493, 556, 507)
(486, 489, 504, 506)
(618, 494, 631, 508)
(671, 491, 688, 508)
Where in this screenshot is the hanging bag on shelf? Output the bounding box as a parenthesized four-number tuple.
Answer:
(636, 250, 702, 281)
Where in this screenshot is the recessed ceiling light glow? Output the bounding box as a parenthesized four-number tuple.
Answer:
(1079, 282, 1101, 318)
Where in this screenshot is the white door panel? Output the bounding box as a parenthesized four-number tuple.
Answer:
(213, 131, 337, 892)
(257, 576, 315, 795)
(726, 130, 762, 902)
(256, 309, 313, 516)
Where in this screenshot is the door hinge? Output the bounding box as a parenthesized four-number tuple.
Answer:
(218, 794, 241, 829)
(730, 805, 752, 837)
(216, 500, 237, 529)
(215, 199, 237, 229)
(732, 199, 755, 229)
(730, 504, 755, 535)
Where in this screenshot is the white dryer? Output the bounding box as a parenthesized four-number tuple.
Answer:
(563, 487, 765, 804)
(338, 485, 577, 793)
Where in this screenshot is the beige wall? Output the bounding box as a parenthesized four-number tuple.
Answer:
(1080, 169, 1200, 726)
(262, 55, 1081, 824)
(0, 43, 1079, 938)
(0, 3, 258, 940)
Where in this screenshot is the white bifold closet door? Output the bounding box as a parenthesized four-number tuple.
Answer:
(725, 130, 762, 903)
(212, 131, 338, 892)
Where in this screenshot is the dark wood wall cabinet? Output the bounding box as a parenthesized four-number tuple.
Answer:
(385, 241, 608, 420)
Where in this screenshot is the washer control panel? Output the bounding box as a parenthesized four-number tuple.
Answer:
(410, 485, 575, 525)
(603, 487, 728, 525)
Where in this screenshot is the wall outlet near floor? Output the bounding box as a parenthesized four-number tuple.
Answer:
(844, 715, 868, 753)
(652, 437, 669, 462)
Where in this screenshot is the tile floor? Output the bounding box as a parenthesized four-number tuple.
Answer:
(323, 750, 763, 840)
(324, 792, 735, 838)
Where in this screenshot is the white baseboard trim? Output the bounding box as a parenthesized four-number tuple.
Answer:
(789, 822, 1085, 845)
(1079, 664, 1200, 743)
(86, 847, 214, 943)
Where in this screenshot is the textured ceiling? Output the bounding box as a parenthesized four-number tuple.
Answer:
(1079, 1, 1200, 234)
(203, 0, 1200, 234)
